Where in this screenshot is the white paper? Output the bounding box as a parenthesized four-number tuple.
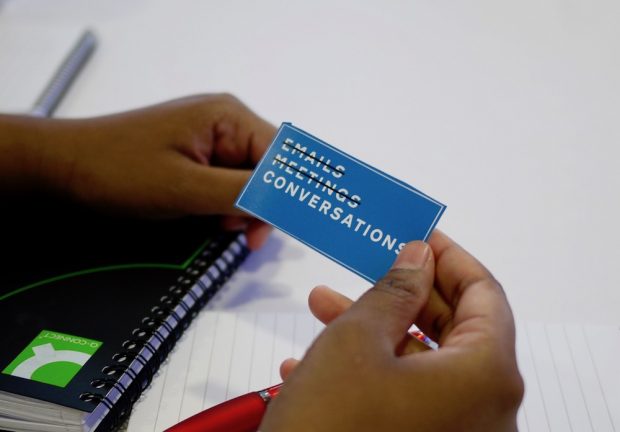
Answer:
(126, 312, 322, 431)
(128, 315, 620, 431)
(516, 322, 620, 432)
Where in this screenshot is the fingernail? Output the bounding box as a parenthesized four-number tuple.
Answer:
(392, 241, 430, 270)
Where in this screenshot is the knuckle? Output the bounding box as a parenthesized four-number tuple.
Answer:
(215, 92, 240, 106)
(494, 366, 525, 411)
(494, 278, 509, 298)
(480, 349, 525, 411)
(453, 275, 501, 309)
(505, 372, 525, 409)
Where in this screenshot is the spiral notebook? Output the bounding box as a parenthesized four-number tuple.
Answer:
(0, 194, 250, 432)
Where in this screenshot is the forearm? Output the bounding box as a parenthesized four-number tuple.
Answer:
(0, 114, 76, 192)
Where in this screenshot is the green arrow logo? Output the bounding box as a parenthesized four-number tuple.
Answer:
(3, 330, 102, 387)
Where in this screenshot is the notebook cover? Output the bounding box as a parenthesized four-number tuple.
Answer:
(0, 193, 241, 426)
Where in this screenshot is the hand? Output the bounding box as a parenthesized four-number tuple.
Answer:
(1, 94, 275, 248)
(260, 232, 524, 432)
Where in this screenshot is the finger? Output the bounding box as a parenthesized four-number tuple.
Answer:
(177, 134, 212, 165)
(220, 215, 249, 231)
(442, 278, 516, 351)
(220, 216, 272, 250)
(178, 162, 251, 215)
(211, 121, 244, 166)
(245, 219, 272, 250)
(213, 97, 275, 167)
(428, 230, 515, 348)
(279, 358, 300, 381)
(428, 230, 494, 306)
(341, 241, 434, 347)
(399, 333, 434, 355)
(309, 284, 434, 355)
(413, 288, 453, 344)
(233, 105, 275, 165)
(308, 285, 353, 325)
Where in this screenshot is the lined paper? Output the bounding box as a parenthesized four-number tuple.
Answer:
(127, 314, 620, 431)
(517, 322, 620, 431)
(126, 312, 322, 432)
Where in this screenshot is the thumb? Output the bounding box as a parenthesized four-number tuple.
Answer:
(345, 241, 434, 346)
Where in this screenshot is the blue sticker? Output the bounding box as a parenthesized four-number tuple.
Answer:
(236, 123, 446, 283)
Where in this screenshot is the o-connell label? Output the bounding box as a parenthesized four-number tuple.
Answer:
(236, 123, 446, 283)
(2, 330, 102, 388)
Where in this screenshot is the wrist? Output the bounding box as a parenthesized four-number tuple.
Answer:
(0, 115, 79, 193)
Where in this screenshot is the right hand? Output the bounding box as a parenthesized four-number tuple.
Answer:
(261, 232, 524, 432)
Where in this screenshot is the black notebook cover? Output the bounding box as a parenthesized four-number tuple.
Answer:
(0, 193, 249, 431)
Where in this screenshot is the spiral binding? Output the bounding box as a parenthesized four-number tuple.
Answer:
(80, 232, 249, 431)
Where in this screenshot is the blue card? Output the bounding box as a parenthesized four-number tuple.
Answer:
(235, 123, 446, 283)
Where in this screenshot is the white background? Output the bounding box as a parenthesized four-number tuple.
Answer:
(1, 0, 619, 323)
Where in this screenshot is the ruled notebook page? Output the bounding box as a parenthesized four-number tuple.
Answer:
(516, 322, 620, 431)
(126, 312, 323, 432)
(127, 314, 620, 431)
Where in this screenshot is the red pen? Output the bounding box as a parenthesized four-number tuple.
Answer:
(164, 383, 282, 432)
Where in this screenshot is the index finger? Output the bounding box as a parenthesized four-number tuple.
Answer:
(429, 230, 495, 303)
(428, 231, 516, 349)
(212, 95, 276, 167)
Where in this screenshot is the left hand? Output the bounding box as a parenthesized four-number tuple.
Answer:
(26, 94, 274, 248)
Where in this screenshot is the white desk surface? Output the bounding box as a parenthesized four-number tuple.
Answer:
(1, 0, 619, 324)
